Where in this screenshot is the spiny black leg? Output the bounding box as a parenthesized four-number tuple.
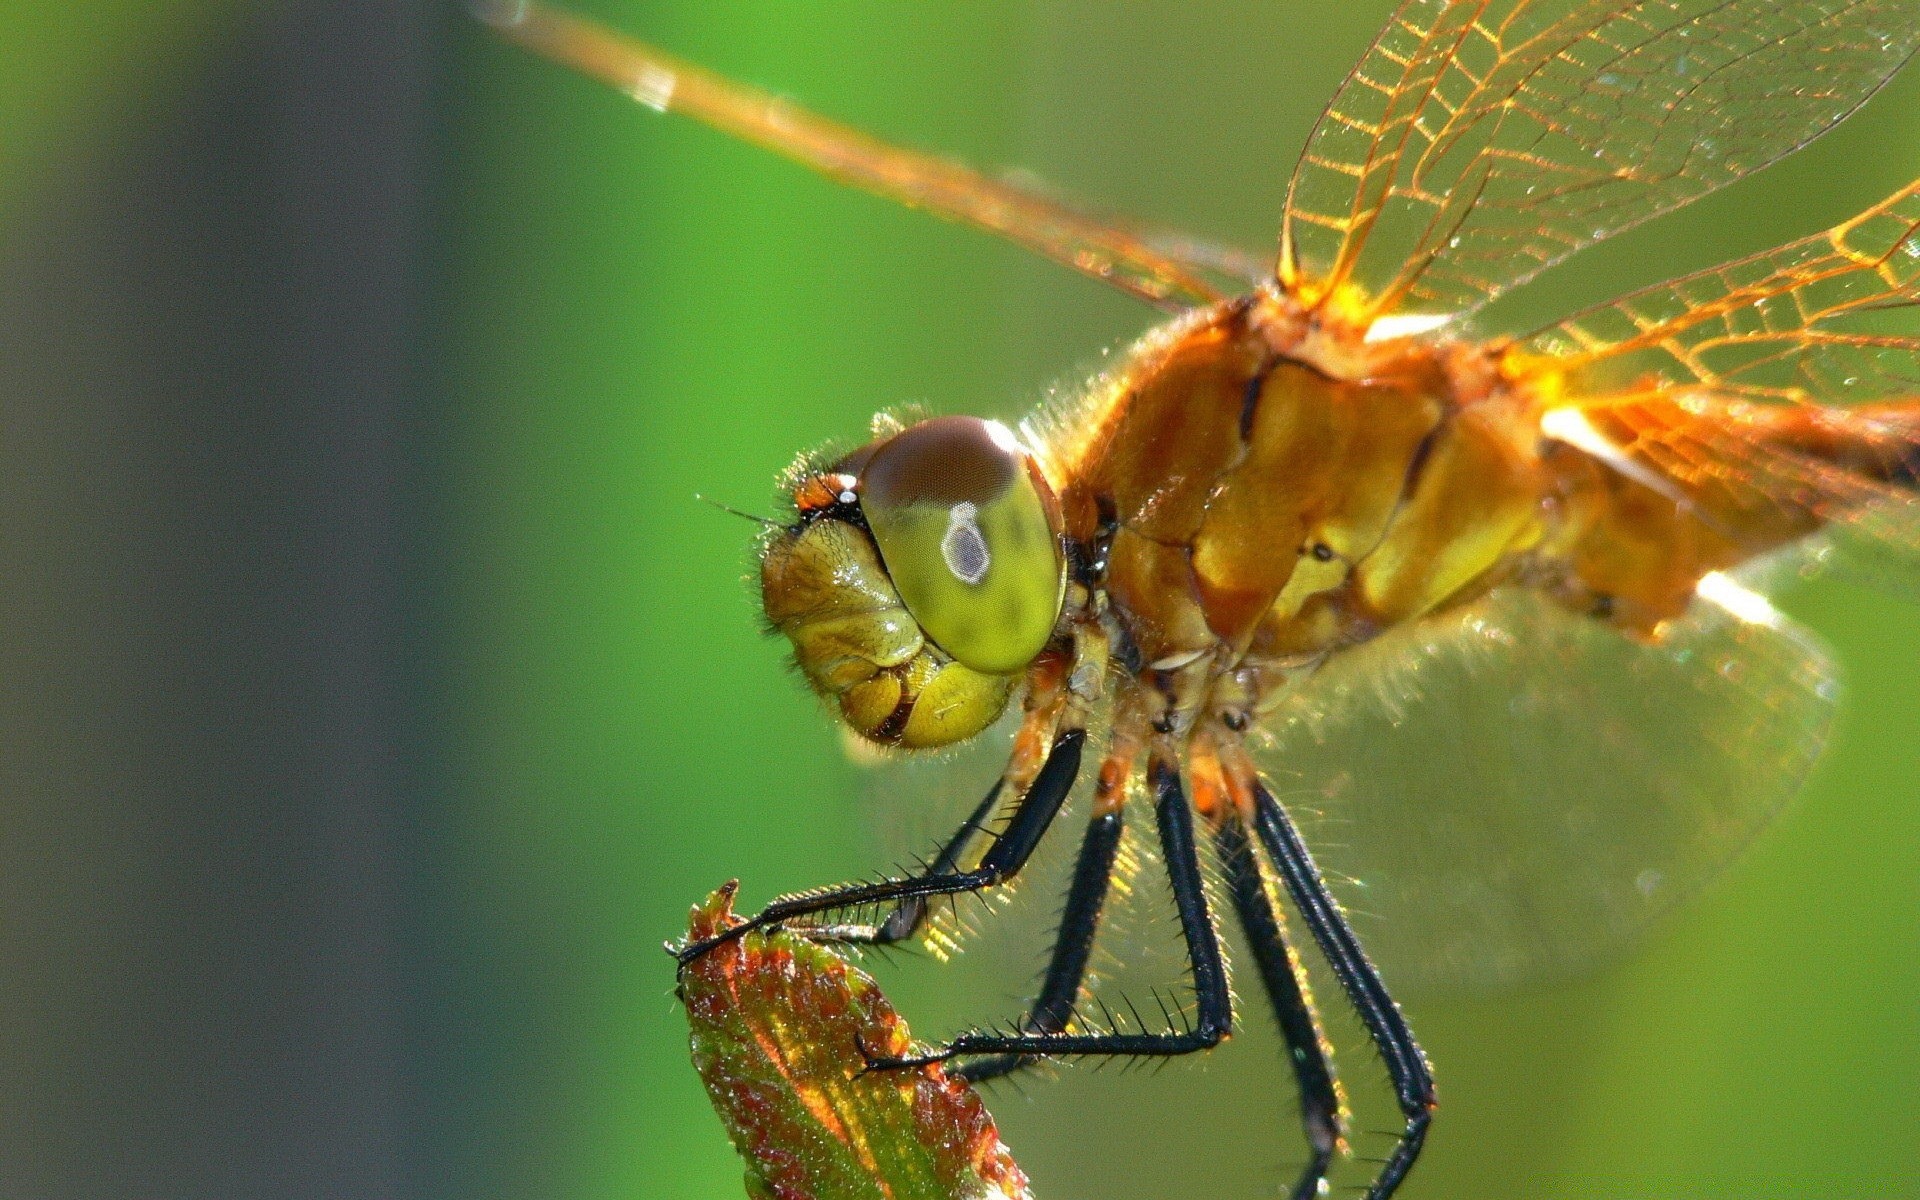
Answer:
(673, 728, 1085, 966)
(873, 759, 1229, 1068)
(1213, 811, 1344, 1200)
(1251, 781, 1433, 1200)
(954, 805, 1125, 1084)
(802, 779, 1005, 947)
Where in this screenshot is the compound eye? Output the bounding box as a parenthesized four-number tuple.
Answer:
(858, 416, 1063, 675)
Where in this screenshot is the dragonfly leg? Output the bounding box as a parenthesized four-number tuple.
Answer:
(955, 717, 1143, 1084)
(794, 645, 1078, 948)
(797, 779, 1005, 947)
(868, 753, 1231, 1070)
(1211, 808, 1347, 1200)
(951, 805, 1125, 1084)
(1246, 775, 1434, 1200)
(672, 726, 1085, 967)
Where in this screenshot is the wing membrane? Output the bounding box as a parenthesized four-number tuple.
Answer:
(1519, 178, 1920, 401)
(1516, 179, 1920, 585)
(1254, 583, 1836, 993)
(1282, 0, 1920, 326)
(481, 1, 1250, 310)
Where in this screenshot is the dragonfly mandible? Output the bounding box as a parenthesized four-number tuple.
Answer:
(484, 3, 1920, 1197)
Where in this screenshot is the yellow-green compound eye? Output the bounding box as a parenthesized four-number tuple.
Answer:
(856, 416, 1064, 675)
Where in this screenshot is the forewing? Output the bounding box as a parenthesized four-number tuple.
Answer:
(1282, 0, 1920, 327)
(1253, 583, 1836, 993)
(484, 1, 1254, 310)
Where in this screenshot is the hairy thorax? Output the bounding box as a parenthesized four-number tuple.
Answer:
(1039, 287, 1785, 742)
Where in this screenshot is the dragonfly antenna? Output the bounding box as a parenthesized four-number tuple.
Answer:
(696, 494, 784, 529)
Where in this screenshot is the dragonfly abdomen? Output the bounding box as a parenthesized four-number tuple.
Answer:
(1533, 395, 1920, 634)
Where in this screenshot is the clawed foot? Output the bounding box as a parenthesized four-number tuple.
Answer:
(665, 920, 763, 972)
(668, 918, 864, 975)
(853, 1028, 953, 1075)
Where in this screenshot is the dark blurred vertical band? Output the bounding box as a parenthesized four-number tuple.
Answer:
(0, 3, 428, 1197)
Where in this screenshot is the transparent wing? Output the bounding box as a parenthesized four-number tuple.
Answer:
(1518, 178, 1920, 402)
(1516, 178, 1920, 592)
(480, 1, 1252, 310)
(1281, 0, 1920, 327)
(1253, 581, 1837, 994)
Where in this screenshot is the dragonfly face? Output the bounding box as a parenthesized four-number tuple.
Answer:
(486, 4, 1920, 1198)
(761, 415, 1065, 749)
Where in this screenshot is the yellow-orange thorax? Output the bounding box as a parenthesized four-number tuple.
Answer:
(1043, 295, 1538, 694)
(1037, 292, 1851, 722)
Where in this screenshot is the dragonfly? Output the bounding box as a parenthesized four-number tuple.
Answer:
(484, 3, 1920, 1197)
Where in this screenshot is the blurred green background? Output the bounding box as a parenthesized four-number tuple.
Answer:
(6, 3, 1918, 1198)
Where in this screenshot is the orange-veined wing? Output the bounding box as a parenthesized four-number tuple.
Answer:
(1260, 173, 1920, 994)
(1254, 580, 1835, 993)
(1515, 177, 1920, 591)
(478, 1, 1261, 310)
(1519, 178, 1920, 402)
(1282, 0, 1920, 329)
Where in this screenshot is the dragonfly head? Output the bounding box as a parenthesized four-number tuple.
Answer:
(760, 415, 1066, 749)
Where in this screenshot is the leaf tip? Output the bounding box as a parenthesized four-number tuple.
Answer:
(680, 884, 1032, 1200)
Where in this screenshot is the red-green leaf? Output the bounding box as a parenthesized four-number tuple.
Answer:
(680, 883, 1032, 1200)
